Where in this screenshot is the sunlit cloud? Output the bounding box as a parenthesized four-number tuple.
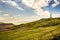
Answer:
(0, 0, 60, 25)
(22, 0, 50, 16)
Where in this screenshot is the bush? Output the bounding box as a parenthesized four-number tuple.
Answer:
(52, 35, 60, 40)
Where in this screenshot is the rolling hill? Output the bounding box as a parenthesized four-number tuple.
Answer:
(0, 18, 60, 40)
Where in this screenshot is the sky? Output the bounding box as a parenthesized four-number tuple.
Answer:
(0, 0, 60, 25)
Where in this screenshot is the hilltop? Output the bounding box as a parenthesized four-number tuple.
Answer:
(0, 18, 60, 40)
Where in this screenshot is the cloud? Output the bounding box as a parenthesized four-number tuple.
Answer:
(52, 14, 60, 18)
(0, 17, 5, 21)
(23, 0, 50, 17)
(0, 0, 60, 25)
(22, 0, 60, 18)
(0, 13, 60, 25)
(52, 0, 59, 7)
(2, 0, 23, 10)
(0, 14, 41, 25)
(0, 0, 51, 25)
(0, 11, 3, 12)
(3, 13, 9, 16)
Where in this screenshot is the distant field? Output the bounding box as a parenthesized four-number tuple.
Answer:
(0, 18, 60, 40)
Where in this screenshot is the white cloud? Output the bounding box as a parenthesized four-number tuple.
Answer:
(22, 0, 50, 18)
(22, 0, 60, 18)
(0, 0, 51, 25)
(0, 0, 60, 25)
(22, 0, 50, 7)
(2, 0, 23, 10)
(1, 0, 51, 18)
(52, 14, 60, 18)
(52, 0, 59, 7)
(22, 0, 34, 7)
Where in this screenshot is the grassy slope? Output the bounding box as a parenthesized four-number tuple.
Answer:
(0, 18, 60, 40)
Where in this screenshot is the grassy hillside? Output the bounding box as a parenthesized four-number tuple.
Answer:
(0, 18, 60, 40)
(8, 18, 60, 30)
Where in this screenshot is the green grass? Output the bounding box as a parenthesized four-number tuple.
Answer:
(0, 18, 60, 40)
(0, 26, 60, 40)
